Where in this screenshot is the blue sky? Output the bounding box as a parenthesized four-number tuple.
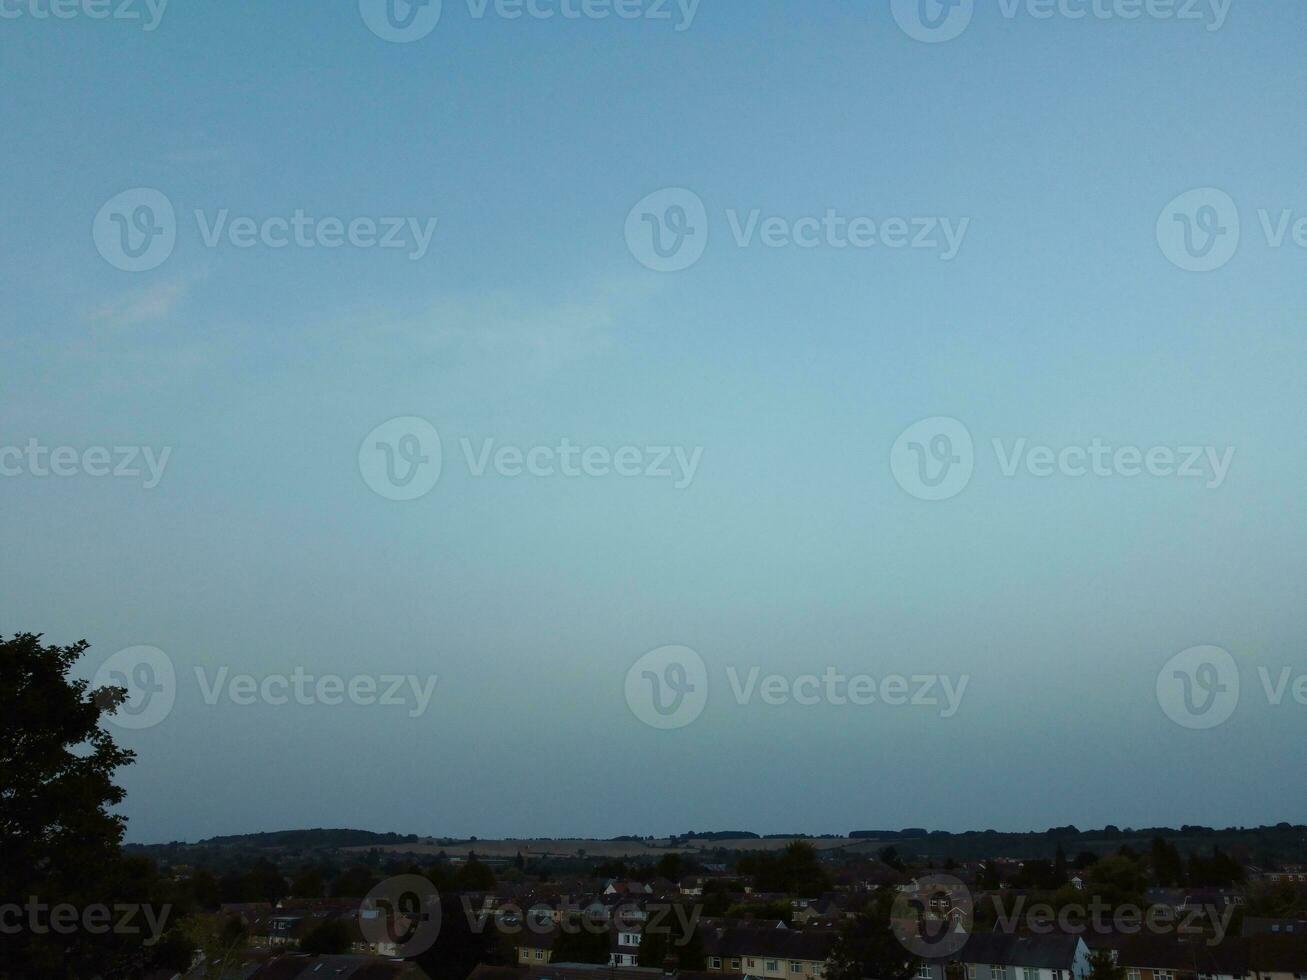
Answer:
(2, 1, 1305, 843)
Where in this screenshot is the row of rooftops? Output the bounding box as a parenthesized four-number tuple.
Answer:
(915, 930, 1307, 974)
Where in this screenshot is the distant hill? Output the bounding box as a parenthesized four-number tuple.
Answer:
(196, 828, 419, 849)
(846, 823, 1307, 863)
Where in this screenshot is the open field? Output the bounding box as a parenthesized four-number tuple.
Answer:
(342, 836, 876, 860)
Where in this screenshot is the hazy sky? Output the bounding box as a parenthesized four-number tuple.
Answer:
(3, 1, 1305, 844)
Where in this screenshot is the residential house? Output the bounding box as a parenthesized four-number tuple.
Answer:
(702, 923, 837, 979)
(916, 933, 1092, 980)
(1112, 934, 1250, 980)
(1245, 920, 1307, 938)
(518, 927, 560, 965)
(1247, 933, 1307, 980)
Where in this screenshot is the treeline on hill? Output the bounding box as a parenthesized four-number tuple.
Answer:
(848, 824, 1307, 864)
(196, 829, 420, 849)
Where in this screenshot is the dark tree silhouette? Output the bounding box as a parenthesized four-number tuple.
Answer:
(0, 632, 180, 978)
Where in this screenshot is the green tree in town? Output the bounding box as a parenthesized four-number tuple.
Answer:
(826, 890, 920, 980)
(550, 918, 612, 964)
(453, 855, 497, 892)
(1150, 838, 1185, 887)
(640, 902, 706, 970)
(300, 918, 353, 954)
(291, 865, 327, 898)
(1086, 950, 1126, 980)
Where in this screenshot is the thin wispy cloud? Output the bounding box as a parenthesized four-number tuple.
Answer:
(85, 277, 195, 329)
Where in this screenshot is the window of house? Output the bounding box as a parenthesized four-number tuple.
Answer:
(967, 966, 977, 980)
(711, 958, 722, 969)
(767, 961, 779, 972)
(1156, 971, 1174, 980)
(918, 964, 933, 979)
(1024, 967, 1040, 980)
(992, 965, 1008, 980)
(792, 963, 803, 974)
(732, 961, 741, 970)
(1127, 971, 1140, 980)
(536, 951, 544, 960)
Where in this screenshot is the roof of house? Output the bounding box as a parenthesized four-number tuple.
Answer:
(1243, 916, 1307, 937)
(247, 955, 428, 979)
(1247, 933, 1307, 972)
(516, 927, 562, 950)
(702, 924, 837, 961)
(1113, 935, 1250, 975)
(925, 933, 1083, 968)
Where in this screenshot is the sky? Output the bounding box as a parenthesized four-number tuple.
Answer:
(2, 0, 1305, 844)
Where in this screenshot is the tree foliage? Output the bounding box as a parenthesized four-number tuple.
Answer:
(826, 889, 919, 980)
(0, 633, 178, 978)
